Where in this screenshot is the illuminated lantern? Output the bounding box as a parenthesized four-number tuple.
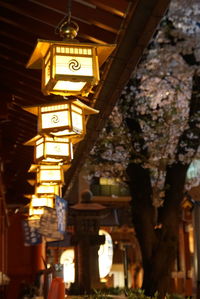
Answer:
(29, 194, 54, 219)
(26, 38, 115, 96)
(23, 99, 98, 138)
(98, 230, 113, 278)
(31, 194, 54, 208)
(28, 164, 66, 185)
(60, 249, 75, 284)
(35, 184, 61, 197)
(25, 135, 73, 164)
(60, 230, 113, 283)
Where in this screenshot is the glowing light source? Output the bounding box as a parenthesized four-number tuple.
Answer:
(60, 249, 75, 284)
(98, 230, 113, 278)
(25, 135, 73, 164)
(35, 184, 61, 197)
(60, 230, 113, 283)
(29, 194, 54, 219)
(28, 164, 66, 185)
(31, 195, 54, 208)
(26, 40, 115, 96)
(23, 99, 99, 139)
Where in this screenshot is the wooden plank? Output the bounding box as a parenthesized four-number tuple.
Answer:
(29, 0, 122, 32)
(0, 3, 116, 44)
(88, 0, 129, 17)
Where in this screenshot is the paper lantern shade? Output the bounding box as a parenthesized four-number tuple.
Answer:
(26, 40, 116, 96)
(25, 135, 73, 164)
(28, 164, 65, 185)
(23, 99, 99, 138)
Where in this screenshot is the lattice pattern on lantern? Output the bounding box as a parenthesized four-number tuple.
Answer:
(28, 164, 66, 185)
(25, 135, 73, 163)
(26, 40, 116, 96)
(22, 99, 99, 138)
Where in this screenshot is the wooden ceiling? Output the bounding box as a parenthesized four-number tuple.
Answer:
(0, 0, 170, 206)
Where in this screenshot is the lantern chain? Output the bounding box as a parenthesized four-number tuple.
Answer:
(67, 0, 72, 23)
(55, 0, 74, 37)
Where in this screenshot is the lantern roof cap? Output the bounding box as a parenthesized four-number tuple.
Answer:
(28, 164, 70, 172)
(27, 179, 36, 186)
(22, 98, 99, 116)
(24, 135, 42, 146)
(26, 38, 116, 69)
(24, 194, 55, 199)
(24, 134, 71, 146)
(71, 202, 107, 211)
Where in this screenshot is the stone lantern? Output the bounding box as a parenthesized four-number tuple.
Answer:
(70, 190, 109, 294)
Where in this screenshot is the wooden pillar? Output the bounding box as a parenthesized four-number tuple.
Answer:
(7, 213, 47, 299)
(33, 242, 46, 272)
(0, 171, 9, 298)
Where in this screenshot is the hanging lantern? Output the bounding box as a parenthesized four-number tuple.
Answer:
(23, 99, 98, 138)
(31, 194, 54, 208)
(28, 164, 66, 185)
(29, 194, 54, 219)
(35, 183, 61, 197)
(26, 37, 115, 96)
(25, 135, 73, 164)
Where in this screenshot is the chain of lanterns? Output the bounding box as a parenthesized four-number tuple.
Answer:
(22, 17, 115, 225)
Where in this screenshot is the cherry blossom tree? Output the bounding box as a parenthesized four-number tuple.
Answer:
(84, 0, 200, 296)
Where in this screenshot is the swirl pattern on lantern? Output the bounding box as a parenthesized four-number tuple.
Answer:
(54, 145, 61, 153)
(51, 114, 59, 124)
(68, 59, 81, 71)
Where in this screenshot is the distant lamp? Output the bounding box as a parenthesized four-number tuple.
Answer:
(26, 19, 115, 96)
(25, 135, 73, 164)
(98, 230, 113, 278)
(23, 99, 98, 138)
(29, 164, 66, 185)
(100, 177, 116, 185)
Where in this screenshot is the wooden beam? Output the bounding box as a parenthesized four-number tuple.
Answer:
(0, 59, 41, 82)
(28, 0, 122, 33)
(0, 3, 116, 44)
(0, 22, 36, 47)
(88, 0, 129, 17)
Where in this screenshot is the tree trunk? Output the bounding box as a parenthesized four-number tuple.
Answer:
(127, 162, 188, 298)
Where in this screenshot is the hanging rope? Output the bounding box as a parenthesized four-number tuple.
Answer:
(67, 0, 72, 23)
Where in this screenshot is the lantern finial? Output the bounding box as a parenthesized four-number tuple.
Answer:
(59, 20, 79, 40)
(57, 0, 78, 40)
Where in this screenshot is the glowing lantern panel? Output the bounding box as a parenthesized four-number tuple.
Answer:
(25, 135, 73, 163)
(36, 184, 61, 196)
(43, 44, 98, 96)
(23, 99, 98, 138)
(28, 164, 65, 185)
(40, 103, 83, 136)
(26, 39, 115, 96)
(36, 136, 73, 163)
(38, 165, 64, 184)
(40, 102, 84, 136)
(29, 194, 54, 220)
(31, 195, 54, 208)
